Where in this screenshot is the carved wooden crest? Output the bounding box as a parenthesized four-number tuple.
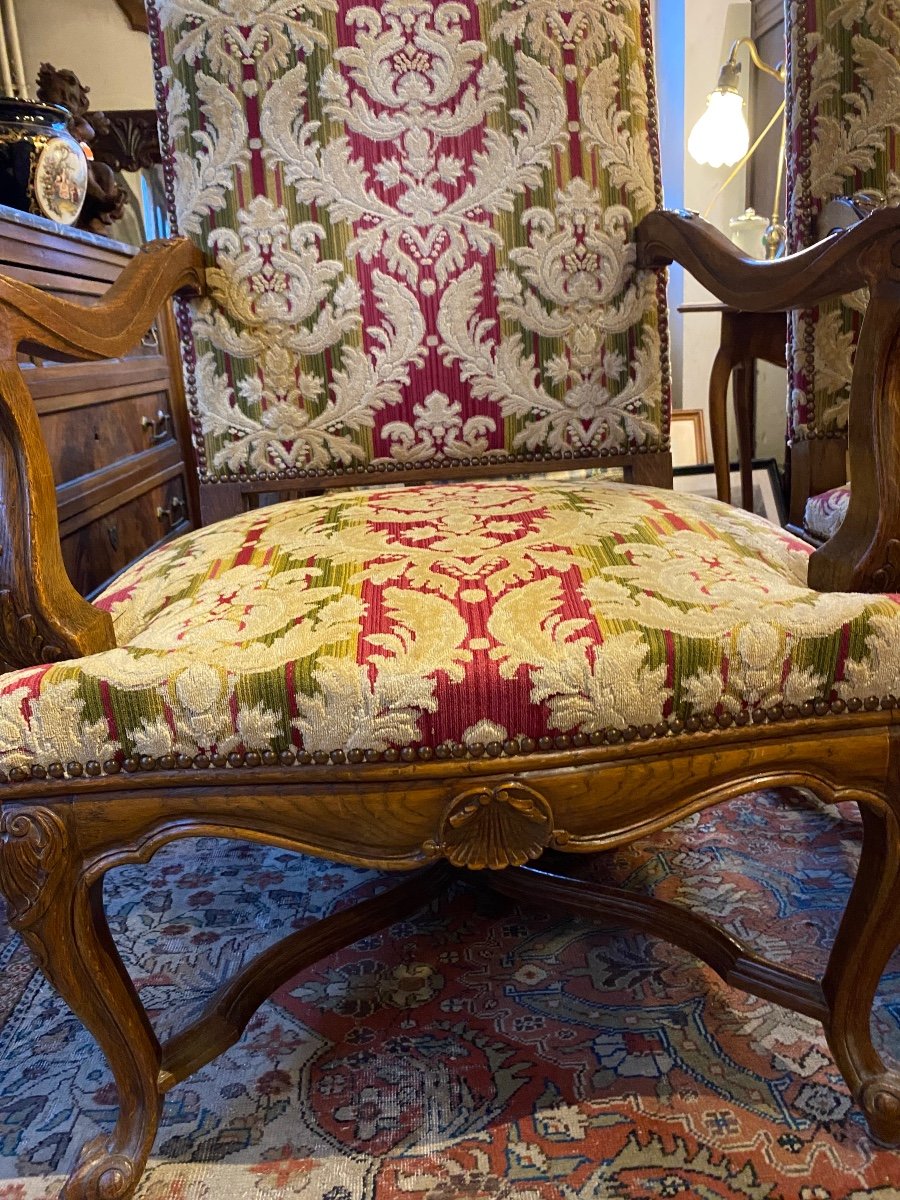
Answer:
(425, 783, 561, 870)
(92, 110, 161, 174)
(0, 806, 67, 929)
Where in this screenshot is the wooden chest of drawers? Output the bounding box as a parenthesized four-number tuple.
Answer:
(1, 207, 197, 598)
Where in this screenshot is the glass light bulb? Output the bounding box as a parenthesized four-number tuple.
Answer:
(688, 90, 750, 168)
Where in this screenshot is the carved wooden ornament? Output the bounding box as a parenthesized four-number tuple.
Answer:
(0, 806, 67, 928)
(425, 782, 562, 869)
(0, 590, 63, 674)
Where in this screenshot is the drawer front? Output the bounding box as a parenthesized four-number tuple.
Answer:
(61, 472, 189, 598)
(41, 383, 177, 486)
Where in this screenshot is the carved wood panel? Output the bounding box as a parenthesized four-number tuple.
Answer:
(92, 111, 161, 175)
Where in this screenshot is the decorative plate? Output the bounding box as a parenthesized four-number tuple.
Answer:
(34, 136, 88, 225)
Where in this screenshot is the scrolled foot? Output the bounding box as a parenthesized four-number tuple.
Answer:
(859, 1071, 900, 1147)
(62, 1134, 139, 1200)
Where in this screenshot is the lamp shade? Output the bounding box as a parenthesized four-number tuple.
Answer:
(688, 89, 750, 168)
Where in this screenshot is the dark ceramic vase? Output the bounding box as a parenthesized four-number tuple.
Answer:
(0, 98, 88, 226)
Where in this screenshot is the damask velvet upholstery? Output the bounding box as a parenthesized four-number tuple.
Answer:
(2, 479, 900, 772)
(804, 482, 851, 542)
(148, 0, 670, 483)
(786, 0, 899, 536)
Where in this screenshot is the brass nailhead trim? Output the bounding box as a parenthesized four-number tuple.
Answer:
(3, 693, 891, 785)
(195, 443, 671, 488)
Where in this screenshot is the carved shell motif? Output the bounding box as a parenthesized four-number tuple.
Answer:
(426, 783, 560, 870)
(0, 807, 67, 928)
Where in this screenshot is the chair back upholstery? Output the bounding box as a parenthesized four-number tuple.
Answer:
(148, 0, 669, 493)
(786, 0, 900, 444)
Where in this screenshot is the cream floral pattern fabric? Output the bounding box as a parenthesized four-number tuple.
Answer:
(149, 0, 669, 482)
(787, 0, 900, 437)
(1, 480, 899, 772)
(804, 482, 851, 541)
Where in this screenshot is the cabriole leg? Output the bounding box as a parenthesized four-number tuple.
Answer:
(0, 805, 161, 1200)
(822, 797, 900, 1146)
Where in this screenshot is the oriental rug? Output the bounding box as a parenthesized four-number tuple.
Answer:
(0, 790, 898, 1199)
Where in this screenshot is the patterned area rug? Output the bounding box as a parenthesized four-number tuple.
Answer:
(1, 791, 898, 1199)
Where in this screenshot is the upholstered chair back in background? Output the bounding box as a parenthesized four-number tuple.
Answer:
(786, 0, 900, 447)
(148, 0, 671, 500)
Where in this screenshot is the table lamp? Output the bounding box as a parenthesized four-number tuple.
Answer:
(688, 38, 787, 260)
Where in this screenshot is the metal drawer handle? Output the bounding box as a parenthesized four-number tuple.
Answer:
(141, 410, 172, 443)
(141, 326, 160, 350)
(156, 496, 186, 527)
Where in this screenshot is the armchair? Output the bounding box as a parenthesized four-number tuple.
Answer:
(1, 4, 900, 1198)
(785, 0, 900, 542)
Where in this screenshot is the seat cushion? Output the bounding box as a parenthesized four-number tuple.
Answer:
(1, 479, 898, 773)
(804, 484, 850, 542)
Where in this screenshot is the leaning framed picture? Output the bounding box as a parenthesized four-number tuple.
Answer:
(673, 459, 786, 526)
(670, 409, 709, 468)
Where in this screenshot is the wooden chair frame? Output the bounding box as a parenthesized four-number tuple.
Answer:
(1, 209, 900, 1200)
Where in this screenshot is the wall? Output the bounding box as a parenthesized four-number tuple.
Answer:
(681, 0, 752, 446)
(14, 0, 154, 109)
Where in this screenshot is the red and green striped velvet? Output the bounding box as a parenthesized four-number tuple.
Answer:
(147, 0, 670, 487)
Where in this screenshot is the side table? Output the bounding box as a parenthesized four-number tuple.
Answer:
(678, 304, 787, 510)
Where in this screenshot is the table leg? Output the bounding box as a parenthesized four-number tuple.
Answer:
(734, 361, 756, 512)
(708, 344, 733, 504)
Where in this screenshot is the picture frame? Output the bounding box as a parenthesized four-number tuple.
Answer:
(673, 459, 786, 526)
(671, 409, 709, 468)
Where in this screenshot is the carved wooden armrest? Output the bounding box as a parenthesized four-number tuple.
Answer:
(636, 207, 900, 312)
(1, 237, 204, 361)
(639, 208, 900, 595)
(0, 237, 204, 675)
(806, 264, 900, 594)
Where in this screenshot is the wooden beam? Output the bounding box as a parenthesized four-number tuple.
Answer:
(114, 0, 149, 33)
